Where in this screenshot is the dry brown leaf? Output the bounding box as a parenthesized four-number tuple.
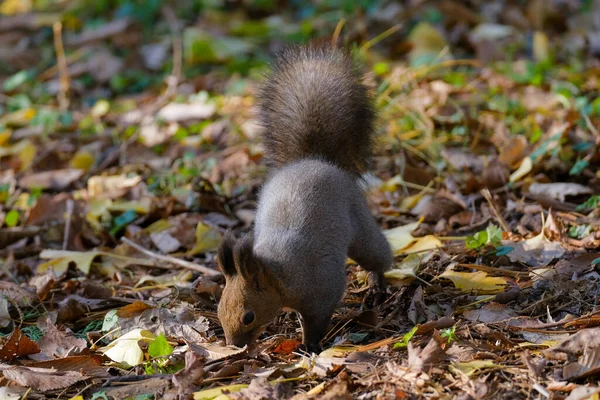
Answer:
(464, 303, 518, 323)
(0, 327, 40, 361)
(32, 319, 87, 360)
(18, 169, 84, 190)
(408, 338, 444, 373)
(0, 364, 87, 391)
(116, 300, 154, 318)
(528, 182, 592, 203)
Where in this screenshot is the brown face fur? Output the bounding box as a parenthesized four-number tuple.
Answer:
(217, 232, 282, 348)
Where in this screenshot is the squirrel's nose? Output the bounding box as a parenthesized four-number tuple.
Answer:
(230, 334, 251, 348)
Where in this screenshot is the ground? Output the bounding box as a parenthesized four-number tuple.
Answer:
(1, 1, 600, 399)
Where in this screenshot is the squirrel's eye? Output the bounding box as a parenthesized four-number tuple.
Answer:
(242, 311, 255, 326)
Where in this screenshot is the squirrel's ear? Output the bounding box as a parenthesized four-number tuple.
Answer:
(217, 230, 237, 277)
(233, 233, 261, 281)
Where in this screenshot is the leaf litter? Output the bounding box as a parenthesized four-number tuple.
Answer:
(1, 1, 600, 399)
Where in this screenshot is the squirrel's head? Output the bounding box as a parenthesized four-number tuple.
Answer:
(217, 231, 282, 348)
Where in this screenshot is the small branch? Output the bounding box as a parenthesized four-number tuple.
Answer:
(52, 21, 70, 111)
(481, 188, 510, 232)
(62, 199, 74, 250)
(121, 237, 221, 276)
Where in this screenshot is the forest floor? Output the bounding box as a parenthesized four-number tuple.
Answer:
(1, 1, 600, 399)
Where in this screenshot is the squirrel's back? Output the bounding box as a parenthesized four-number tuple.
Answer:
(258, 43, 375, 176)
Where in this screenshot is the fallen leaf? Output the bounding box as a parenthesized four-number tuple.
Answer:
(116, 301, 154, 318)
(509, 157, 532, 182)
(87, 174, 142, 198)
(528, 182, 592, 203)
(150, 230, 182, 254)
(384, 253, 421, 282)
(100, 328, 155, 366)
(157, 102, 216, 123)
(400, 235, 443, 254)
(188, 341, 246, 361)
(450, 359, 498, 377)
(504, 229, 565, 267)
(0, 327, 40, 361)
(408, 338, 444, 373)
(272, 339, 301, 355)
(187, 221, 222, 256)
(439, 269, 508, 294)
(383, 220, 421, 254)
(39, 249, 155, 276)
(0, 363, 87, 391)
(464, 303, 518, 323)
(32, 320, 87, 360)
(193, 384, 248, 400)
(19, 169, 84, 190)
(115, 305, 209, 343)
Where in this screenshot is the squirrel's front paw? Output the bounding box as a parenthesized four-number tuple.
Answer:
(364, 272, 387, 307)
(298, 342, 321, 355)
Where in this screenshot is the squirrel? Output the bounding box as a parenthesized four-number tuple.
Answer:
(216, 43, 393, 353)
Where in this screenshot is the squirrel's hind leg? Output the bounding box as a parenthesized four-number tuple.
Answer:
(348, 212, 393, 306)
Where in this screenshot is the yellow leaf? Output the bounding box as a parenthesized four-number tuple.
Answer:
(0, 108, 35, 126)
(0, 129, 11, 146)
(399, 193, 423, 211)
(509, 157, 532, 182)
(68, 397, 84, 400)
(383, 220, 421, 254)
(91, 99, 110, 118)
(38, 250, 101, 276)
(69, 150, 95, 171)
(385, 253, 421, 281)
(143, 219, 172, 234)
(451, 360, 498, 376)
(136, 270, 193, 288)
(188, 222, 222, 256)
(307, 382, 327, 396)
(39, 249, 155, 277)
(0, 139, 37, 171)
(193, 384, 248, 400)
(533, 31, 550, 63)
(109, 198, 152, 213)
(87, 198, 112, 229)
(439, 269, 507, 294)
(87, 174, 142, 197)
(400, 235, 442, 254)
(0, 0, 32, 15)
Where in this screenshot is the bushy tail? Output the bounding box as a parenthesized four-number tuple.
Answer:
(257, 43, 375, 176)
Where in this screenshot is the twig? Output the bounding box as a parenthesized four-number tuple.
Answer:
(481, 188, 510, 232)
(331, 18, 346, 46)
(121, 237, 221, 276)
(581, 108, 600, 141)
(62, 199, 74, 250)
(52, 21, 70, 111)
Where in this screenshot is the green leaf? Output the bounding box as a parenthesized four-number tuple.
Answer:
(393, 326, 418, 349)
(110, 209, 138, 236)
(570, 159, 589, 176)
(569, 224, 591, 239)
(466, 224, 503, 250)
(576, 195, 600, 211)
(102, 310, 119, 332)
(3, 70, 30, 91)
(4, 210, 19, 227)
(91, 392, 109, 400)
(148, 334, 173, 358)
(466, 230, 487, 250)
(485, 224, 503, 246)
(440, 325, 457, 343)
